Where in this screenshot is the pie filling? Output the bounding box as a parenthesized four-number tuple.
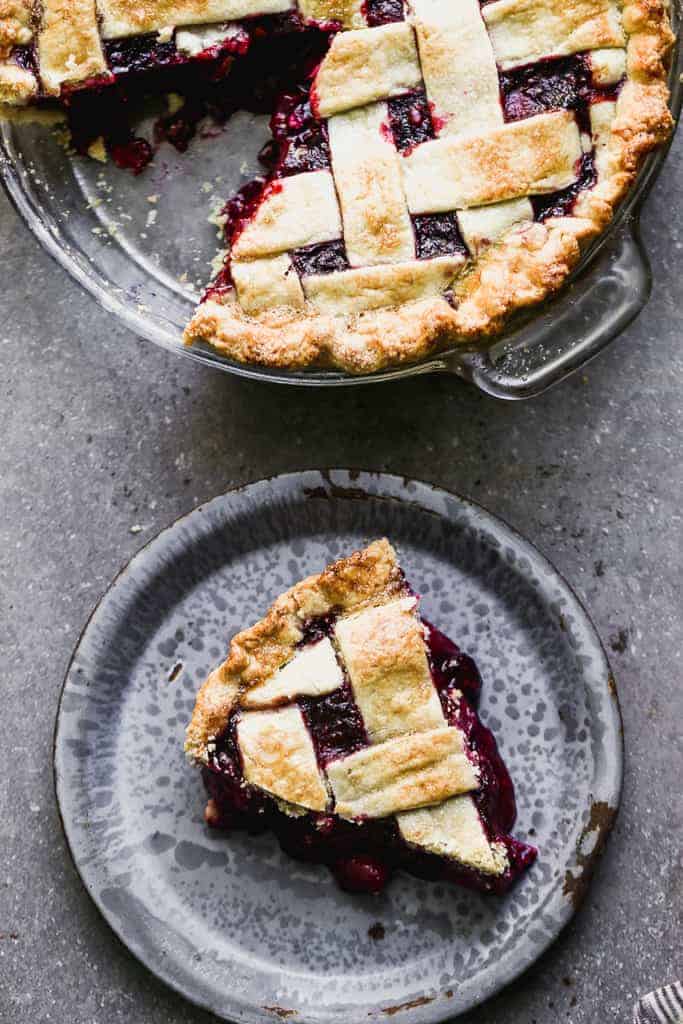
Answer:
(202, 612, 536, 895)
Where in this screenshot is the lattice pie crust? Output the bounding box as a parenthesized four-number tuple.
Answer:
(0, 0, 674, 371)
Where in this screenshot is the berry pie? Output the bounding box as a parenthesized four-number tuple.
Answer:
(0, 0, 674, 372)
(185, 539, 537, 894)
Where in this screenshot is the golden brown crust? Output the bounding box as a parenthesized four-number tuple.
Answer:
(482, 0, 627, 66)
(242, 636, 344, 707)
(311, 22, 421, 119)
(326, 727, 479, 819)
(185, 0, 674, 374)
(402, 110, 583, 212)
(452, 220, 583, 337)
(398, 796, 510, 876)
(184, 294, 463, 374)
(0, 61, 38, 104)
(334, 598, 445, 743)
(96, 0, 293, 40)
(0, 99, 65, 122)
(237, 707, 329, 811)
(327, 103, 416, 266)
(38, 0, 107, 95)
(297, 0, 365, 29)
(184, 538, 407, 761)
(0, 0, 32, 59)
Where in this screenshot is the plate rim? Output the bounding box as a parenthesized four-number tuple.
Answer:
(53, 469, 623, 1023)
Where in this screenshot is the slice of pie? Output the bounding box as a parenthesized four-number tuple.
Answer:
(0, 0, 675, 373)
(185, 539, 537, 894)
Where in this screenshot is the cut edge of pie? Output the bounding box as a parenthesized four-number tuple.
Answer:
(185, 538, 538, 894)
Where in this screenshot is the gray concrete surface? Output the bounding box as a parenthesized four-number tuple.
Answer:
(1, 127, 681, 1024)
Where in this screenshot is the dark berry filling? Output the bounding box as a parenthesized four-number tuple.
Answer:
(203, 613, 537, 895)
(500, 54, 594, 132)
(63, 81, 153, 173)
(104, 34, 182, 75)
(412, 213, 468, 260)
(108, 137, 155, 174)
(221, 176, 269, 247)
(299, 610, 339, 644)
(532, 151, 597, 221)
(154, 95, 207, 153)
(332, 853, 393, 893)
(12, 44, 38, 76)
(423, 620, 481, 703)
(276, 121, 331, 174)
(270, 811, 400, 893)
(437, 675, 517, 833)
(48, 20, 329, 171)
(269, 88, 332, 175)
(362, 0, 405, 27)
(386, 90, 435, 152)
(204, 713, 268, 827)
(299, 680, 368, 765)
(425, 620, 517, 838)
(291, 240, 350, 277)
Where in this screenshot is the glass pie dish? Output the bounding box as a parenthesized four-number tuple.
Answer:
(0, 18, 679, 399)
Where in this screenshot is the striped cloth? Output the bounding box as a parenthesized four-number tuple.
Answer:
(634, 984, 683, 1024)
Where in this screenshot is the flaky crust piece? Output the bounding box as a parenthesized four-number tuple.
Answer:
(185, 538, 406, 762)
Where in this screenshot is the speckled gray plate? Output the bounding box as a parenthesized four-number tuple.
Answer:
(54, 470, 622, 1024)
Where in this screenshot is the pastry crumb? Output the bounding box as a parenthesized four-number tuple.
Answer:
(86, 137, 107, 163)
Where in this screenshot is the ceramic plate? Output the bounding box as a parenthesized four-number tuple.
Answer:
(54, 470, 622, 1023)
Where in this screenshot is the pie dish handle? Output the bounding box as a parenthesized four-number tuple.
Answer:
(441, 216, 651, 400)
